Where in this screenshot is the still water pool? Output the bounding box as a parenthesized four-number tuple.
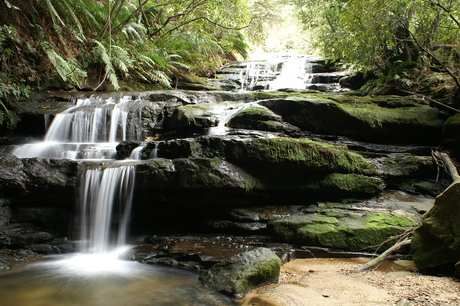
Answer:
(0, 253, 234, 306)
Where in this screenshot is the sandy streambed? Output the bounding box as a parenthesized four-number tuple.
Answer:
(241, 258, 460, 306)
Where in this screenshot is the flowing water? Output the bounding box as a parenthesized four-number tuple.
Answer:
(6, 94, 234, 305)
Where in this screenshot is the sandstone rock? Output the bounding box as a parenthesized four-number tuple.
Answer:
(199, 247, 281, 297)
(412, 179, 460, 270)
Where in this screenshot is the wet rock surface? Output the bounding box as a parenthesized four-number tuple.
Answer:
(0, 66, 452, 280)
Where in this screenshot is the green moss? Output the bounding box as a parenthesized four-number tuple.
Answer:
(249, 138, 377, 175)
(234, 257, 281, 294)
(340, 102, 440, 130)
(365, 213, 416, 228)
(302, 173, 384, 194)
(268, 217, 310, 240)
(237, 106, 275, 118)
(297, 213, 415, 250)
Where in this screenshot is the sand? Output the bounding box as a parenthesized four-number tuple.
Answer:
(241, 258, 460, 306)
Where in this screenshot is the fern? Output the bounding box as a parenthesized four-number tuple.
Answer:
(92, 40, 119, 89)
(43, 46, 86, 87)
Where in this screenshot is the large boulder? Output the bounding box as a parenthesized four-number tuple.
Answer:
(260, 94, 442, 144)
(199, 247, 281, 297)
(268, 209, 417, 250)
(412, 178, 460, 270)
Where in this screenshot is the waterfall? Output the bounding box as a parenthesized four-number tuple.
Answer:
(269, 55, 311, 90)
(79, 164, 136, 254)
(207, 103, 253, 136)
(12, 95, 144, 159)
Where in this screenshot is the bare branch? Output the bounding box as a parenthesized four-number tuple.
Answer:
(427, 1, 460, 29)
(393, 12, 460, 88)
(353, 239, 412, 274)
(149, 0, 207, 37)
(159, 16, 254, 38)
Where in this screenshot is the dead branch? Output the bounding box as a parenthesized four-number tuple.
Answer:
(433, 150, 460, 181)
(352, 238, 412, 274)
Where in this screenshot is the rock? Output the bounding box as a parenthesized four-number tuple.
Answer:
(268, 209, 417, 250)
(412, 179, 460, 270)
(116, 141, 141, 159)
(199, 247, 281, 297)
(442, 113, 460, 158)
(260, 94, 442, 144)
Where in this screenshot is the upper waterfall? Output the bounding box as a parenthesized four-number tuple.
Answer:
(12, 95, 147, 160)
(213, 53, 346, 92)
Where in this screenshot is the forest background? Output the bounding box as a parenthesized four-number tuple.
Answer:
(1, 0, 460, 128)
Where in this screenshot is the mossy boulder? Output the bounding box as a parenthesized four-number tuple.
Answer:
(268, 210, 417, 250)
(260, 94, 442, 144)
(199, 247, 281, 297)
(225, 138, 378, 175)
(144, 138, 383, 197)
(165, 102, 241, 131)
(227, 105, 289, 132)
(375, 154, 435, 178)
(412, 179, 460, 270)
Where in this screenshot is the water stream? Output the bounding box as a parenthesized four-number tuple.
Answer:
(5, 94, 234, 305)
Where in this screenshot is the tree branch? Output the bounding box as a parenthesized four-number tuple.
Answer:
(433, 151, 460, 181)
(393, 12, 460, 88)
(353, 238, 412, 274)
(427, 1, 460, 29)
(149, 0, 207, 37)
(112, 0, 149, 35)
(160, 16, 253, 38)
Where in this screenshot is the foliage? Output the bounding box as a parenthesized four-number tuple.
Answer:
(0, 1, 254, 119)
(293, 0, 460, 88)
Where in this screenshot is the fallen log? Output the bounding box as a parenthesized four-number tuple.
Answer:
(352, 238, 412, 274)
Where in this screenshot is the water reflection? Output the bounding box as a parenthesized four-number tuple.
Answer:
(0, 254, 234, 306)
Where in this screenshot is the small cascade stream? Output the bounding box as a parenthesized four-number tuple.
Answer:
(215, 53, 346, 92)
(4, 94, 235, 304)
(0, 51, 444, 305)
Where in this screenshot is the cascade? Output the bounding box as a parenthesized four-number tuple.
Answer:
(216, 53, 345, 92)
(12, 95, 145, 159)
(12, 94, 144, 255)
(268, 55, 311, 90)
(207, 103, 254, 136)
(79, 164, 136, 254)
(1, 92, 234, 304)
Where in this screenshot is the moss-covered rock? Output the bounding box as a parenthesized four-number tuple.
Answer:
(412, 179, 460, 270)
(199, 247, 281, 297)
(150, 137, 382, 197)
(260, 94, 442, 144)
(166, 102, 242, 131)
(227, 138, 378, 175)
(268, 210, 417, 250)
(227, 105, 284, 132)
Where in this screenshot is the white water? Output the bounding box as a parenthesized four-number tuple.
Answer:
(79, 164, 136, 254)
(12, 95, 145, 159)
(207, 103, 253, 136)
(236, 53, 317, 91)
(12, 94, 143, 267)
(269, 55, 312, 90)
